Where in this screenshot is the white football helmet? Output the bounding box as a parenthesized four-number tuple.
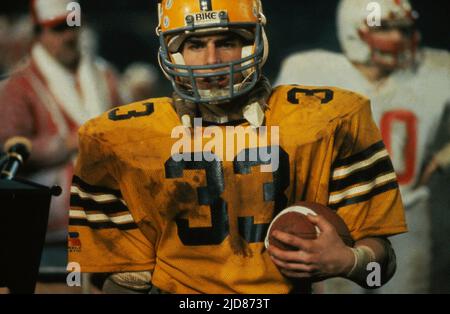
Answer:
(337, 0, 420, 69)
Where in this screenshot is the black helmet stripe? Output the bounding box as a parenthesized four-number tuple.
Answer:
(199, 0, 212, 11)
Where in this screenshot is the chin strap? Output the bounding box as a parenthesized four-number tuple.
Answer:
(242, 75, 271, 127)
(172, 76, 272, 128)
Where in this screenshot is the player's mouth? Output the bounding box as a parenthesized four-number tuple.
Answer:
(198, 75, 229, 89)
(373, 49, 412, 68)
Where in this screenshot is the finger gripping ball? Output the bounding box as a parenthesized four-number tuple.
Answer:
(264, 202, 354, 251)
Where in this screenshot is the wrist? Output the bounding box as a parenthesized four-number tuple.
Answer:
(345, 245, 376, 283)
(341, 246, 356, 276)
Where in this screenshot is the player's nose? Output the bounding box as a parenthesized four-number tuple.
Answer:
(205, 42, 220, 65)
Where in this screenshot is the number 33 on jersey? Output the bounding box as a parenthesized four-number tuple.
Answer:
(68, 85, 407, 293)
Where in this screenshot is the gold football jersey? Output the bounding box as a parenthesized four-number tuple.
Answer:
(69, 85, 407, 293)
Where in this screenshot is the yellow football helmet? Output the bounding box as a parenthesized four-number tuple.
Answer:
(157, 0, 269, 104)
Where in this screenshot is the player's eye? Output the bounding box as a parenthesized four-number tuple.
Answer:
(185, 40, 206, 50)
(222, 36, 243, 47)
(219, 40, 237, 48)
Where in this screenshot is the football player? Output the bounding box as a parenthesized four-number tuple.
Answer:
(69, 0, 406, 294)
(276, 0, 450, 293)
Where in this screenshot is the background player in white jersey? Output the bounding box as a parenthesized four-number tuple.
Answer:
(275, 0, 450, 293)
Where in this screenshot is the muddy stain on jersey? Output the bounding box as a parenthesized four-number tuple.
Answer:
(146, 178, 163, 197)
(162, 181, 198, 221)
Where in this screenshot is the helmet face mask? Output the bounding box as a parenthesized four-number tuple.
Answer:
(157, 0, 268, 104)
(359, 22, 420, 70)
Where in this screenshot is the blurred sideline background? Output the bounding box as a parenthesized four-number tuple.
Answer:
(2, 0, 449, 93)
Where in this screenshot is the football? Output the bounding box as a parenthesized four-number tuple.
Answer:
(264, 202, 354, 250)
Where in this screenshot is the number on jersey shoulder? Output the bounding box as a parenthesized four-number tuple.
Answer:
(108, 102, 154, 121)
(287, 87, 334, 105)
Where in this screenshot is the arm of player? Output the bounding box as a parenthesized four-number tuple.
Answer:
(268, 89, 405, 288)
(346, 236, 396, 288)
(418, 142, 450, 186)
(418, 101, 450, 185)
(69, 119, 156, 278)
(267, 214, 396, 288)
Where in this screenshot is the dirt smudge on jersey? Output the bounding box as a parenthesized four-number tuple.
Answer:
(228, 194, 253, 257)
(229, 236, 253, 258)
(161, 181, 198, 220)
(173, 181, 196, 203)
(96, 132, 106, 141)
(94, 230, 121, 255)
(145, 179, 163, 197)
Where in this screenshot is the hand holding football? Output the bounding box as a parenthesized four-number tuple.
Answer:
(265, 202, 354, 250)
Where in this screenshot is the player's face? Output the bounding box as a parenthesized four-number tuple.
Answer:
(39, 23, 81, 71)
(181, 33, 244, 90)
(361, 23, 418, 70)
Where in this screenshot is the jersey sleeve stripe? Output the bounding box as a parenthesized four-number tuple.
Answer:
(72, 175, 122, 198)
(70, 185, 129, 213)
(70, 185, 126, 204)
(329, 172, 397, 204)
(332, 149, 390, 179)
(69, 210, 135, 224)
(69, 218, 138, 230)
(329, 157, 395, 193)
(328, 181, 399, 210)
(70, 177, 137, 230)
(70, 194, 129, 214)
(332, 141, 386, 169)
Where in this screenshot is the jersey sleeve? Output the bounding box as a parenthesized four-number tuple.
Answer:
(329, 99, 408, 241)
(68, 121, 156, 273)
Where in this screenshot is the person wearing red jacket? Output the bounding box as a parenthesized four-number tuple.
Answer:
(0, 0, 122, 240)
